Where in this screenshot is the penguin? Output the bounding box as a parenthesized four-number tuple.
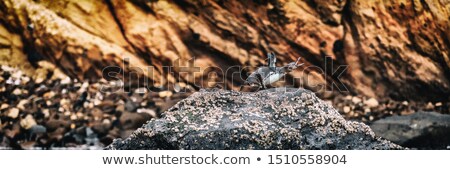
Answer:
(242, 52, 302, 91)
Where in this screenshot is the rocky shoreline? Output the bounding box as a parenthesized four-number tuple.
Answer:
(0, 66, 449, 149)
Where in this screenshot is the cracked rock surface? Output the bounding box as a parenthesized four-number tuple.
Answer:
(107, 88, 401, 150)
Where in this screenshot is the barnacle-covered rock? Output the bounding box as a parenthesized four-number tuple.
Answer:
(107, 88, 401, 150)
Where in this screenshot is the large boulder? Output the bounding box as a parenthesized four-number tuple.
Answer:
(371, 111, 450, 149)
(107, 88, 401, 150)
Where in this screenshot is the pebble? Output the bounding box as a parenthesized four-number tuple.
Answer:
(125, 100, 138, 112)
(0, 103, 9, 110)
(94, 99, 102, 106)
(159, 91, 173, 98)
(60, 77, 71, 85)
(43, 91, 55, 99)
(364, 98, 379, 108)
(30, 125, 47, 134)
(21, 76, 30, 84)
(134, 88, 148, 94)
(42, 109, 50, 118)
(137, 108, 157, 118)
(17, 99, 28, 110)
(345, 95, 352, 100)
(343, 106, 351, 113)
(402, 101, 409, 106)
(435, 102, 442, 107)
(35, 77, 44, 84)
(174, 83, 181, 92)
(7, 108, 20, 119)
(351, 96, 362, 104)
(12, 88, 22, 95)
(425, 102, 434, 110)
(20, 115, 37, 129)
(70, 114, 78, 120)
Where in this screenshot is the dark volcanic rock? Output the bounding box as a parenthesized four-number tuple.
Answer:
(370, 111, 450, 149)
(107, 88, 401, 150)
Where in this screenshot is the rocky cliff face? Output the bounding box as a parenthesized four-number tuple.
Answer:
(0, 0, 449, 101)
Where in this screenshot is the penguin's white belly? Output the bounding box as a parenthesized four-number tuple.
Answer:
(263, 73, 284, 85)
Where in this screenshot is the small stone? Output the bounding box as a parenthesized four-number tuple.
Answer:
(1, 65, 14, 72)
(43, 91, 55, 99)
(125, 100, 138, 112)
(402, 101, 409, 106)
(345, 95, 352, 100)
(17, 99, 28, 110)
(351, 97, 362, 104)
(12, 88, 22, 95)
(343, 106, 351, 113)
(60, 98, 71, 109)
(173, 84, 181, 93)
(60, 77, 71, 84)
(11, 70, 23, 79)
(425, 102, 434, 110)
(21, 76, 30, 84)
(134, 88, 147, 94)
(435, 102, 442, 107)
(364, 108, 371, 114)
(30, 125, 47, 134)
(7, 108, 20, 118)
(35, 77, 44, 84)
(20, 115, 37, 129)
(78, 82, 89, 93)
(76, 112, 83, 118)
(70, 114, 77, 120)
(116, 104, 125, 113)
(0, 103, 9, 110)
(137, 108, 157, 118)
(364, 98, 379, 108)
(178, 82, 187, 88)
(158, 91, 173, 98)
(94, 99, 102, 106)
(42, 109, 50, 118)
